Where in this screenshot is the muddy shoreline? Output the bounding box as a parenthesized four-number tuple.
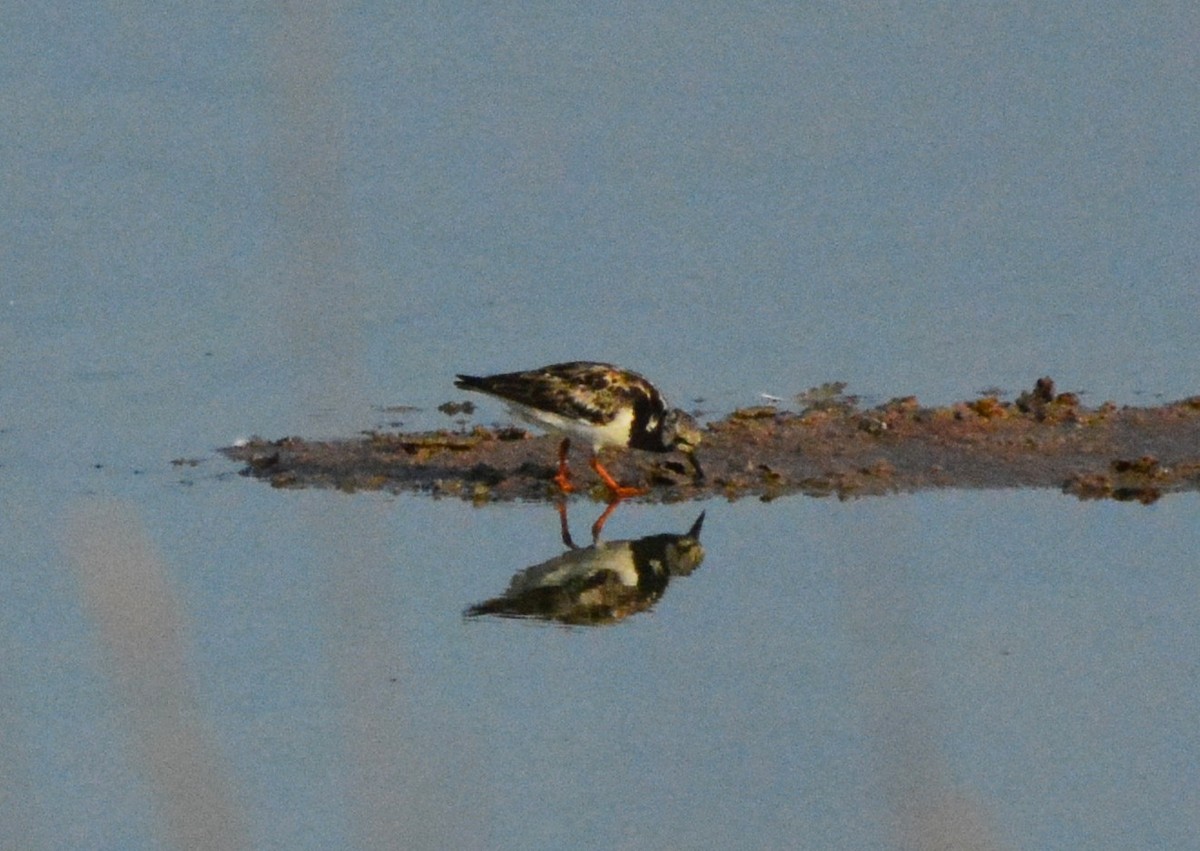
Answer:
(222, 379, 1200, 504)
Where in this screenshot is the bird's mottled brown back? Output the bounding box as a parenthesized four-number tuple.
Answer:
(456, 362, 664, 427)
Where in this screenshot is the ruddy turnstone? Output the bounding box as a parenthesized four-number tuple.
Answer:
(453, 361, 703, 497)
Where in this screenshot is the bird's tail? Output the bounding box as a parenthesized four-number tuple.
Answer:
(453, 374, 486, 392)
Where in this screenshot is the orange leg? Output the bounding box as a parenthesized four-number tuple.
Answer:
(553, 438, 575, 493)
(589, 456, 648, 500)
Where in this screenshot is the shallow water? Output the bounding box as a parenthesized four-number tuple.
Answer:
(4, 3, 1199, 848)
(15, 484, 1198, 849)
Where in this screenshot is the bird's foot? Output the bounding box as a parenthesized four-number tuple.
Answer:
(590, 457, 647, 500)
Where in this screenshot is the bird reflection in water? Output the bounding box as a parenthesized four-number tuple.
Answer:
(465, 506, 706, 626)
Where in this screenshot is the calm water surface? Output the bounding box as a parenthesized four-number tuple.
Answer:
(3, 3, 1198, 848)
(10, 484, 1199, 849)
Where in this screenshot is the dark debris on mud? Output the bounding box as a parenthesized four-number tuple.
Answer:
(222, 378, 1200, 505)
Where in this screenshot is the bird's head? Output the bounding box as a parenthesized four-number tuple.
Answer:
(661, 408, 705, 480)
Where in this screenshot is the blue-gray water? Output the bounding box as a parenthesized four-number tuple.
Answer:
(3, 4, 1198, 849)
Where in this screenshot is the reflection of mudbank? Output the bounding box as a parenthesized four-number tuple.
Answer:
(466, 513, 706, 626)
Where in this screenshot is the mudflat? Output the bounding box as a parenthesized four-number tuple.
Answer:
(223, 379, 1200, 505)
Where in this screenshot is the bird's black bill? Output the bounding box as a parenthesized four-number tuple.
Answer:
(686, 450, 705, 481)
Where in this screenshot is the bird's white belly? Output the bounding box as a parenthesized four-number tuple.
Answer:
(507, 403, 634, 451)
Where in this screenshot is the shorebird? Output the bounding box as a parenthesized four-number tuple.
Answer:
(454, 361, 703, 497)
